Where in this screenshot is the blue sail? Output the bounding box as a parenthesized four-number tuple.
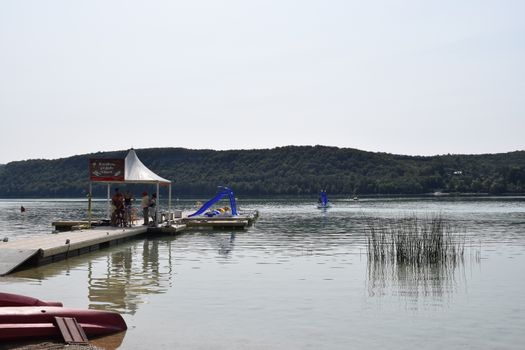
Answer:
(321, 191, 328, 206)
(318, 190, 329, 208)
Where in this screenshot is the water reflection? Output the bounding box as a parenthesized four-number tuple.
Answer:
(216, 232, 235, 256)
(7, 230, 244, 316)
(362, 213, 485, 308)
(366, 252, 479, 308)
(87, 239, 174, 314)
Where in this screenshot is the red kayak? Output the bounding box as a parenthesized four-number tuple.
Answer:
(0, 306, 127, 341)
(0, 292, 63, 307)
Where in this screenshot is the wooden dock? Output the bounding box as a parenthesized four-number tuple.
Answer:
(0, 211, 258, 276)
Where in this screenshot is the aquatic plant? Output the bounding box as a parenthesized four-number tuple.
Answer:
(365, 214, 465, 267)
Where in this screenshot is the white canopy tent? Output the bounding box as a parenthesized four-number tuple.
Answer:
(88, 149, 172, 226)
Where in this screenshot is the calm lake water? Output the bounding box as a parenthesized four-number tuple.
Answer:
(1, 197, 524, 349)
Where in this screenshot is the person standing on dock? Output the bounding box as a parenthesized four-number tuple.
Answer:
(141, 192, 149, 226)
(149, 193, 157, 225)
(124, 189, 134, 226)
(111, 188, 125, 226)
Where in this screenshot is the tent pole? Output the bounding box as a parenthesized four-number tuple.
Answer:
(168, 183, 172, 224)
(156, 182, 160, 225)
(107, 183, 111, 220)
(88, 182, 92, 228)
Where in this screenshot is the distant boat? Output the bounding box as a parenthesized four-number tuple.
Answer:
(433, 191, 449, 197)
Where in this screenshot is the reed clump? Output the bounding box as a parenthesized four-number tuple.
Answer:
(366, 214, 465, 267)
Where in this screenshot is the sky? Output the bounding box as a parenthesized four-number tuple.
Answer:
(1, 0, 524, 164)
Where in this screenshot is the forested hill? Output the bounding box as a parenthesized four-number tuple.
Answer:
(0, 146, 524, 198)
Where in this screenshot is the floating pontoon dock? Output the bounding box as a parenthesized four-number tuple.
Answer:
(182, 210, 258, 229)
(0, 225, 149, 276)
(0, 211, 257, 276)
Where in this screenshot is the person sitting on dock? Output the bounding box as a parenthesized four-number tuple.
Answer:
(141, 192, 149, 226)
(220, 207, 231, 217)
(111, 188, 125, 226)
(204, 206, 231, 217)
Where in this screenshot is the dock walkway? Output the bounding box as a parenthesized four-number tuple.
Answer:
(0, 225, 149, 276)
(0, 211, 257, 276)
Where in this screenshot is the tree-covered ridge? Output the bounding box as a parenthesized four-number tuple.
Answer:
(0, 146, 524, 197)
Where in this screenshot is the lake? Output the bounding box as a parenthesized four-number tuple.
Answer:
(1, 197, 524, 349)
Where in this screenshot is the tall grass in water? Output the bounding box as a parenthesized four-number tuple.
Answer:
(365, 214, 472, 303)
(366, 214, 465, 267)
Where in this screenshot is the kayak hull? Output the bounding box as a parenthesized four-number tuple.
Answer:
(0, 292, 63, 307)
(0, 306, 127, 340)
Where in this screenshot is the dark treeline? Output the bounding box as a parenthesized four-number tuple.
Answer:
(0, 146, 524, 198)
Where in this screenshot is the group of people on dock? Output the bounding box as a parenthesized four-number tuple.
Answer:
(111, 188, 157, 227)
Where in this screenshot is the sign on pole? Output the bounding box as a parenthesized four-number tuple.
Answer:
(89, 159, 125, 181)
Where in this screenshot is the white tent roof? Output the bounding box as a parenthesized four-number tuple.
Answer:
(124, 149, 171, 184)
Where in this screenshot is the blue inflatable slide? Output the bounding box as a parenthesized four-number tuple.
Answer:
(189, 186, 238, 217)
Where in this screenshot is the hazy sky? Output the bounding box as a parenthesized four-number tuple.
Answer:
(1, 0, 524, 164)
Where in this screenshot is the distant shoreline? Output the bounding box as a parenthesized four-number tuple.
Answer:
(2, 193, 525, 201)
(1, 146, 524, 198)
